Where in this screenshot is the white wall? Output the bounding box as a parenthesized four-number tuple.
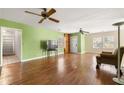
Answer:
(85, 30, 124, 53)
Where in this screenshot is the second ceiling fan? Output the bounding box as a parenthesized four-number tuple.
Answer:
(25, 8, 60, 23)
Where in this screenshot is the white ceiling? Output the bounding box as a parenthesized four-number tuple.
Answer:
(0, 8, 124, 33)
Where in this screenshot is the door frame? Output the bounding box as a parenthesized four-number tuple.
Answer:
(0, 26, 22, 66)
(0, 27, 2, 66)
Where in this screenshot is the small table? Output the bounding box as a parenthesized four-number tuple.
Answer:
(47, 48, 58, 57)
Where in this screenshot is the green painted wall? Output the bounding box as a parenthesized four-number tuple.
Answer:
(0, 19, 64, 60)
(70, 32, 85, 53)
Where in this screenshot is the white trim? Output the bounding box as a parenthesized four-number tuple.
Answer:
(22, 52, 64, 62)
(70, 52, 85, 55)
(0, 26, 23, 66)
(22, 55, 46, 62)
(0, 27, 3, 66)
(77, 52, 86, 54)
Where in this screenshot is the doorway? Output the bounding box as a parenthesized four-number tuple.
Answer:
(0, 27, 22, 66)
(70, 35, 78, 53)
(64, 34, 70, 54)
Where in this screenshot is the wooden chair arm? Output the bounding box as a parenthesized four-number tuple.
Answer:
(100, 53, 116, 59)
(102, 51, 112, 54)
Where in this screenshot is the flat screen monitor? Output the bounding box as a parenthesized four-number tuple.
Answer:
(47, 40, 58, 49)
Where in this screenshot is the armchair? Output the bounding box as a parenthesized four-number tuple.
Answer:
(96, 47, 124, 76)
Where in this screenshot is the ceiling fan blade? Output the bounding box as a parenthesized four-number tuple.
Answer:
(80, 30, 89, 34)
(42, 8, 47, 12)
(48, 17, 59, 23)
(46, 8, 56, 17)
(39, 18, 45, 23)
(83, 31, 89, 33)
(25, 11, 41, 16)
(79, 28, 89, 34)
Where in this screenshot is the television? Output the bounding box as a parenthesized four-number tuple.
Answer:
(47, 40, 58, 50)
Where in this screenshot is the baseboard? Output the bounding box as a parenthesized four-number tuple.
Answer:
(78, 52, 86, 54)
(21, 52, 64, 62)
(70, 52, 85, 55)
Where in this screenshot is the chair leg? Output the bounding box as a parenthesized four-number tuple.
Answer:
(96, 63, 101, 69)
(116, 69, 123, 77)
(120, 70, 123, 77)
(117, 70, 123, 77)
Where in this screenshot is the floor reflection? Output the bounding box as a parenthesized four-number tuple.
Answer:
(57, 57, 65, 74)
(0, 63, 22, 84)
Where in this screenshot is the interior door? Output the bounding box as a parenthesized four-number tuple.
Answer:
(70, 35, 78, 53)
(64, 34, 70, 54)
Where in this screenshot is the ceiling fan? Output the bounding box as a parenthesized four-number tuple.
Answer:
(25, 8, 60, 23)
(79, 28, 89, 34)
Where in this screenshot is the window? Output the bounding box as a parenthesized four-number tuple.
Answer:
(103, 36, 114, 48)
(93, 37, 102, 49)
(58, 36, 64, 48)
(93, 36, 115, 49)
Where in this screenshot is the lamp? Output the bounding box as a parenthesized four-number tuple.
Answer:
(112, 21, 124, 84)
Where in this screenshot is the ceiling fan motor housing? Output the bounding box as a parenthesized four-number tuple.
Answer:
(41, 12, 47, 17)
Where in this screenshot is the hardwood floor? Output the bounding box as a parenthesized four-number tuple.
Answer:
(3, 55, 20, 65)
(0, 53, 117, 85)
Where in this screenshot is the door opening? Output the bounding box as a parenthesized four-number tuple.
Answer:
(70, 35, 78, 53)
(64, 34, 70, 54)
(0, 27, 22, 66)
